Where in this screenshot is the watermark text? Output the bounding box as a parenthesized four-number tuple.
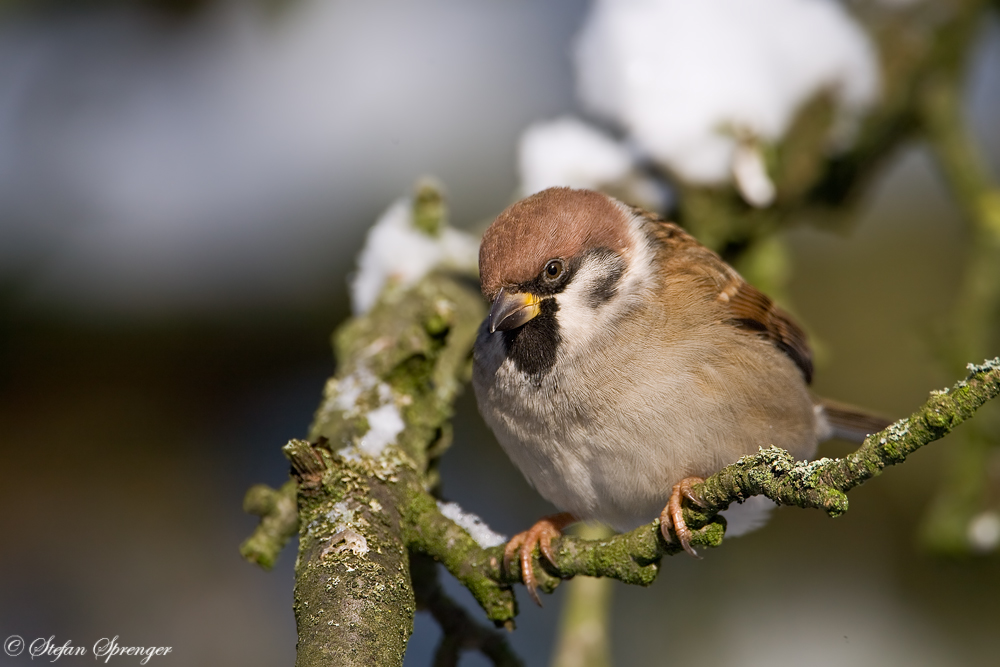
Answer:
(4, 635, 172, 664)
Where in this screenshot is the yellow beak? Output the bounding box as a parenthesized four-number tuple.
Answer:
(489, 288, 541, 333)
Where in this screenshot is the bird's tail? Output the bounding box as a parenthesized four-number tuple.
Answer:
(815, 397, 895, 444)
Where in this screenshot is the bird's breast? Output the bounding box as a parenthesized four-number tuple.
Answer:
(472, 320, 819, 531)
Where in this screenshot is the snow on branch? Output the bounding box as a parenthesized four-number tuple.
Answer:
(571, 0, 879, 204)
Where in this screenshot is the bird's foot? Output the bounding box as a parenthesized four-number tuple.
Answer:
(660, 477, 707, 557)
(503, 512, 576, 607)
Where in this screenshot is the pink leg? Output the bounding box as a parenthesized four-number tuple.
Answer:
(503, 512, 576, 606)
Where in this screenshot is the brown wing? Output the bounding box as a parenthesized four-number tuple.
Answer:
(634, 207, 814, 384)
(722, 280, 814, 383)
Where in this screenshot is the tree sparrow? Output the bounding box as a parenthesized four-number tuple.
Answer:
(472, 187, 889, 605)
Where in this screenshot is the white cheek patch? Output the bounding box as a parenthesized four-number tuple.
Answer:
(554, 214, 656, 357)
(555, 252, 627, 352)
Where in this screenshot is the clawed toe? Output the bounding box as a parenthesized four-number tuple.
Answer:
(659, 477, 705, 558)
(503, 512, 575, 606)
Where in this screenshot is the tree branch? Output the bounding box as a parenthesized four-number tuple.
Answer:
(240, 480, 299, 569)
(411, 553, 523, 667)
(280, 267, 487, 667)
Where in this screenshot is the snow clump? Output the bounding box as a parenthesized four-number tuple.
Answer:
(350, 197, 478, 315)
(573, 0, 880, 205)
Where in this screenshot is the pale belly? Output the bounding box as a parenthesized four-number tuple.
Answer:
(472, 332, 818, 532)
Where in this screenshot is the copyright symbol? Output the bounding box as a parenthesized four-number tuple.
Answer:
(4, 635, 24, 657)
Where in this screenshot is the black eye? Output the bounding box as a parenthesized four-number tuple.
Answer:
(543, 259, 564, 281)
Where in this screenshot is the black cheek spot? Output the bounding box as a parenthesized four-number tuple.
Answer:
(586, 254, 625, 309)
(502, 298, 560, 380)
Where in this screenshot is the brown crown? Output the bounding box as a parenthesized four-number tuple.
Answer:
(479, 188, 632, 300)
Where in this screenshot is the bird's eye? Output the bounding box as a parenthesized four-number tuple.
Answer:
(543, 259, 565, 281)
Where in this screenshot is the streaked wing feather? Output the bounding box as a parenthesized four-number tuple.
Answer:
(639, 209, 887, 445)
(723, 281, 814, 383)
(639, 210, 815, 384)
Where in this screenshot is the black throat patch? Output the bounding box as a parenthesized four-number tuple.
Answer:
(502, 297, 560, 379)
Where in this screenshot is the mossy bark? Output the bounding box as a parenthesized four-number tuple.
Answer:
(238, 182, 525, 663)
(286, 271, 488, 667)
(291, 449, 416, 667)
(240, 480, 298, 569)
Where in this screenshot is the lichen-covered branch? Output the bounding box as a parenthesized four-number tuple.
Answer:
(401, 476, 516, 623)
(287, 440, 416, 667)
(699, 360, 1000, 511)
(410, 553, 523, 667)
(237, 180, 492, 666)
(280, 267, 486, 667)
(240, 480, 299, 569)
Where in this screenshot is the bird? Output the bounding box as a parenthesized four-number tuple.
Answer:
(471, 187, 890, 605)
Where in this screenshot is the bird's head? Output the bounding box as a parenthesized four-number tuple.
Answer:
(478, 188, 654, 375)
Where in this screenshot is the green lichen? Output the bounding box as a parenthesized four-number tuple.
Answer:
(412, 178, 447, 237)
(280, 263, 488, 665)
(289, 440, 429, 666)
(239, 480, 299, 570)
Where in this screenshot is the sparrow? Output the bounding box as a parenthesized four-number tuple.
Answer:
(471, 187, 889, 605)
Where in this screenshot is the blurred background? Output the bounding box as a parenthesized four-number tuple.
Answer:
(0, 1, 998, 665)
